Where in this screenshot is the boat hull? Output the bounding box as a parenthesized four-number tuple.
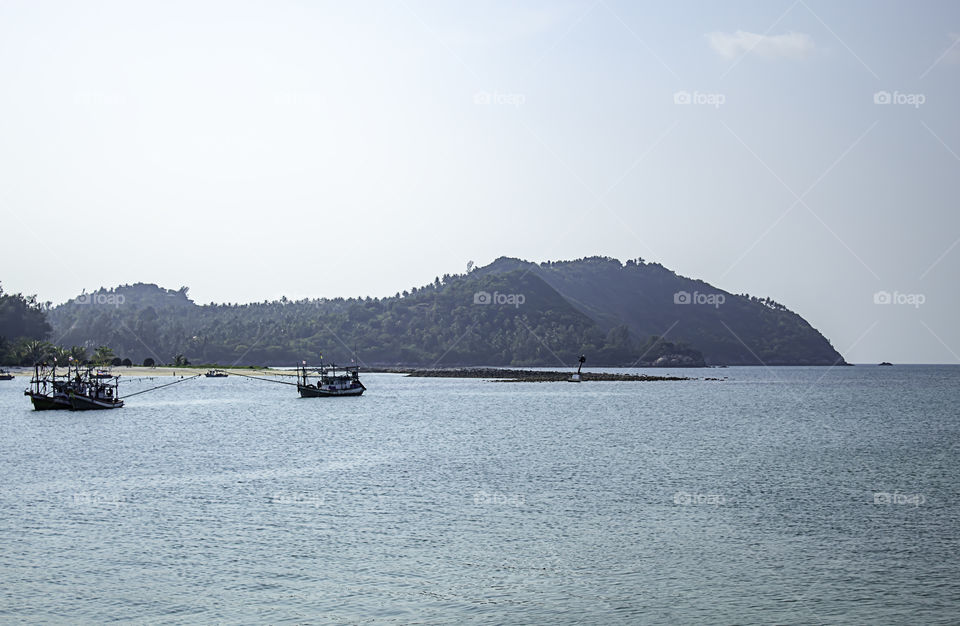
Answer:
(298, 384, 365, 398)
(68, 394, 124, 411)
(26, 392, 71, 411)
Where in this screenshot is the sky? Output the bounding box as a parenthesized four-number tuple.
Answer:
(1, 0, 958, 364)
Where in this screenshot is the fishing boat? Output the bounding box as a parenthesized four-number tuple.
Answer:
(297, 362, 365, 397)
(92, 369, 113, 379)
(0, 369, 13, 381)
(204, 369, 228, 378)
(68, 369, 124, 410)
(24, 362, 77, 410)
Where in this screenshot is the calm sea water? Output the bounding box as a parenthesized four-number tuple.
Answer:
(1, 366, 958, 624)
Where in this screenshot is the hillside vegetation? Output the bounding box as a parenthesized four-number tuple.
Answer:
(42, 257, 845, 367)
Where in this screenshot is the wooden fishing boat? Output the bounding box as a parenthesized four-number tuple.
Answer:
(0, 369, 14, 381)
(296, 362, 365, 397)
(204, 369, 228, 378)
(68, 370, 124, 410)
(24, 363, 77, 410)
(25, 362, 208, 411)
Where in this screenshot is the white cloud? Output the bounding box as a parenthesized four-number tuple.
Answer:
(707, 30, 815, 60)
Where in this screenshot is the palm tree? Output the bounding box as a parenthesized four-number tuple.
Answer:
(48, 345, 69, 363)
(92, 345, 115, 366)
(17, 339, 54, 365)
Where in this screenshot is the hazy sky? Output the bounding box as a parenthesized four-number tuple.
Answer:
(1, 1, 958, 363)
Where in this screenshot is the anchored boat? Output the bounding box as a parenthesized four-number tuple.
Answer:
(204, 369, 228, 378)
(24, 363, 79, 410)
(68, 369, 124, 410)
(0, 369, 13, 381)
(25, 362, 204, 411)
(297, 362, 365, 397)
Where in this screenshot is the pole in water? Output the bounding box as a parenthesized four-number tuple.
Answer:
(570, 355, 585, 382)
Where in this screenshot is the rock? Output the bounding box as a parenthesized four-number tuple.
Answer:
(652, 354, 706, 368)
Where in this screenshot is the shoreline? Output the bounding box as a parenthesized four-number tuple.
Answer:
(1, 365, 713, 382)
(0, 366, 282, 379)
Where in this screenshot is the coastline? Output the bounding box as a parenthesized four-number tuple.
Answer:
(0, 365, 709, 382)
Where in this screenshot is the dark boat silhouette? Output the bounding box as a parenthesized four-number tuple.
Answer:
(68, 369, 124, 410)
(24, 362, 78, 410)
(296, 362, 365, 397)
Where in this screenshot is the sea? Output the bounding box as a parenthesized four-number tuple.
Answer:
(0, 365, 958, 624)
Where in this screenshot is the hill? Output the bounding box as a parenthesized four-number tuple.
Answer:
(476, 257, 844, 365)
(44, 257, 844, 367)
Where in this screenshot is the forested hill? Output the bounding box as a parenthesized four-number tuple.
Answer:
(476, 257, 845, 366)
(47, 272, 695, 367)
(45, 257, 845, 367)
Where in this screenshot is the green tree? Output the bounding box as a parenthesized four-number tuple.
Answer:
(16, 339, 54, 365)
(68, 346, 89, 363)
(92, 345, 116, 366)
(0, 284, 51, 342)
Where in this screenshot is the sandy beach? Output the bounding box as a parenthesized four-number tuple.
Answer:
(1, 366, 287, 379)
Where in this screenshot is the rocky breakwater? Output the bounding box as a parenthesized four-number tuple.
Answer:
(369, 367, 702, 382)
